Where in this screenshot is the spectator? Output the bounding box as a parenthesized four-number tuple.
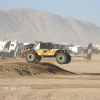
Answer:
(21, 49, 24, 58)
(10, 50, 13, 57)
(24, 49, 27, 57)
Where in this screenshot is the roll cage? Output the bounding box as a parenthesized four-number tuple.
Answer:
(33, 42, 54, 49)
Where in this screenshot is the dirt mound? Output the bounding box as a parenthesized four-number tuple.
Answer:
(0, 62, 75, 77)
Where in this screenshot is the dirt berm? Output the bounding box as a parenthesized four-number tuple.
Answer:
(0, 62, 75, 77)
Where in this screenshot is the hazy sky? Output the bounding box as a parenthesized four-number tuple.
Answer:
(0, 0, 100, 27)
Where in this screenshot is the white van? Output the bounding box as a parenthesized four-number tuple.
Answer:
(0, 40, 19, 53)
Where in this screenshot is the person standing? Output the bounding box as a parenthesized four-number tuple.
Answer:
(24, 49, 27, 57)
(21, 49, 24, 58)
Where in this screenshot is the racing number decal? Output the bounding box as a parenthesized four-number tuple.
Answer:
(41, 49, 54, 55)
(43, 50, 47, 53)
(36, 49, 55, 55)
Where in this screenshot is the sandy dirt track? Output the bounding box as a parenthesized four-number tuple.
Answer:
(0, 54, 100, 100)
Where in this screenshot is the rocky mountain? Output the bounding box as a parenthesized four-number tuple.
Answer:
(0, 8, 100, 45)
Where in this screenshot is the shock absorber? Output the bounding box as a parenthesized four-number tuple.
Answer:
(60, 48, 62, 53)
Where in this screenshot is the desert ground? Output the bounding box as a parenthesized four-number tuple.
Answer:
(0, 53, 100, 100)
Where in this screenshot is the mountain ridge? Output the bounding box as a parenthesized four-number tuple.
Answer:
(0, 8, 100, 45)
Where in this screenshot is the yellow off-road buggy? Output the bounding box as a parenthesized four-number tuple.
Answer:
(24, 42, 71, 64)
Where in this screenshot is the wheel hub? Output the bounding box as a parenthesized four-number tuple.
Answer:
(28, 55, 33, 60)
(59, 56, 64, 61)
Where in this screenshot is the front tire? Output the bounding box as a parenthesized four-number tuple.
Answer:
(35, 56, 42, 63)
(25, 52, 36, 63)
(56, 53, 67, 64)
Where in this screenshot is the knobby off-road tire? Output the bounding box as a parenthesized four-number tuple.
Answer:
(35, 56, 42, 63)
(66, 53, 71, 64)
(56, 53, 67, 64)
(25, 52, 36, 63)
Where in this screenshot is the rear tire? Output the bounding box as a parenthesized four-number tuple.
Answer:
(25, 52, 36, 63)
(56, 53, 67, 64)
(66, 53, 71, 64)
